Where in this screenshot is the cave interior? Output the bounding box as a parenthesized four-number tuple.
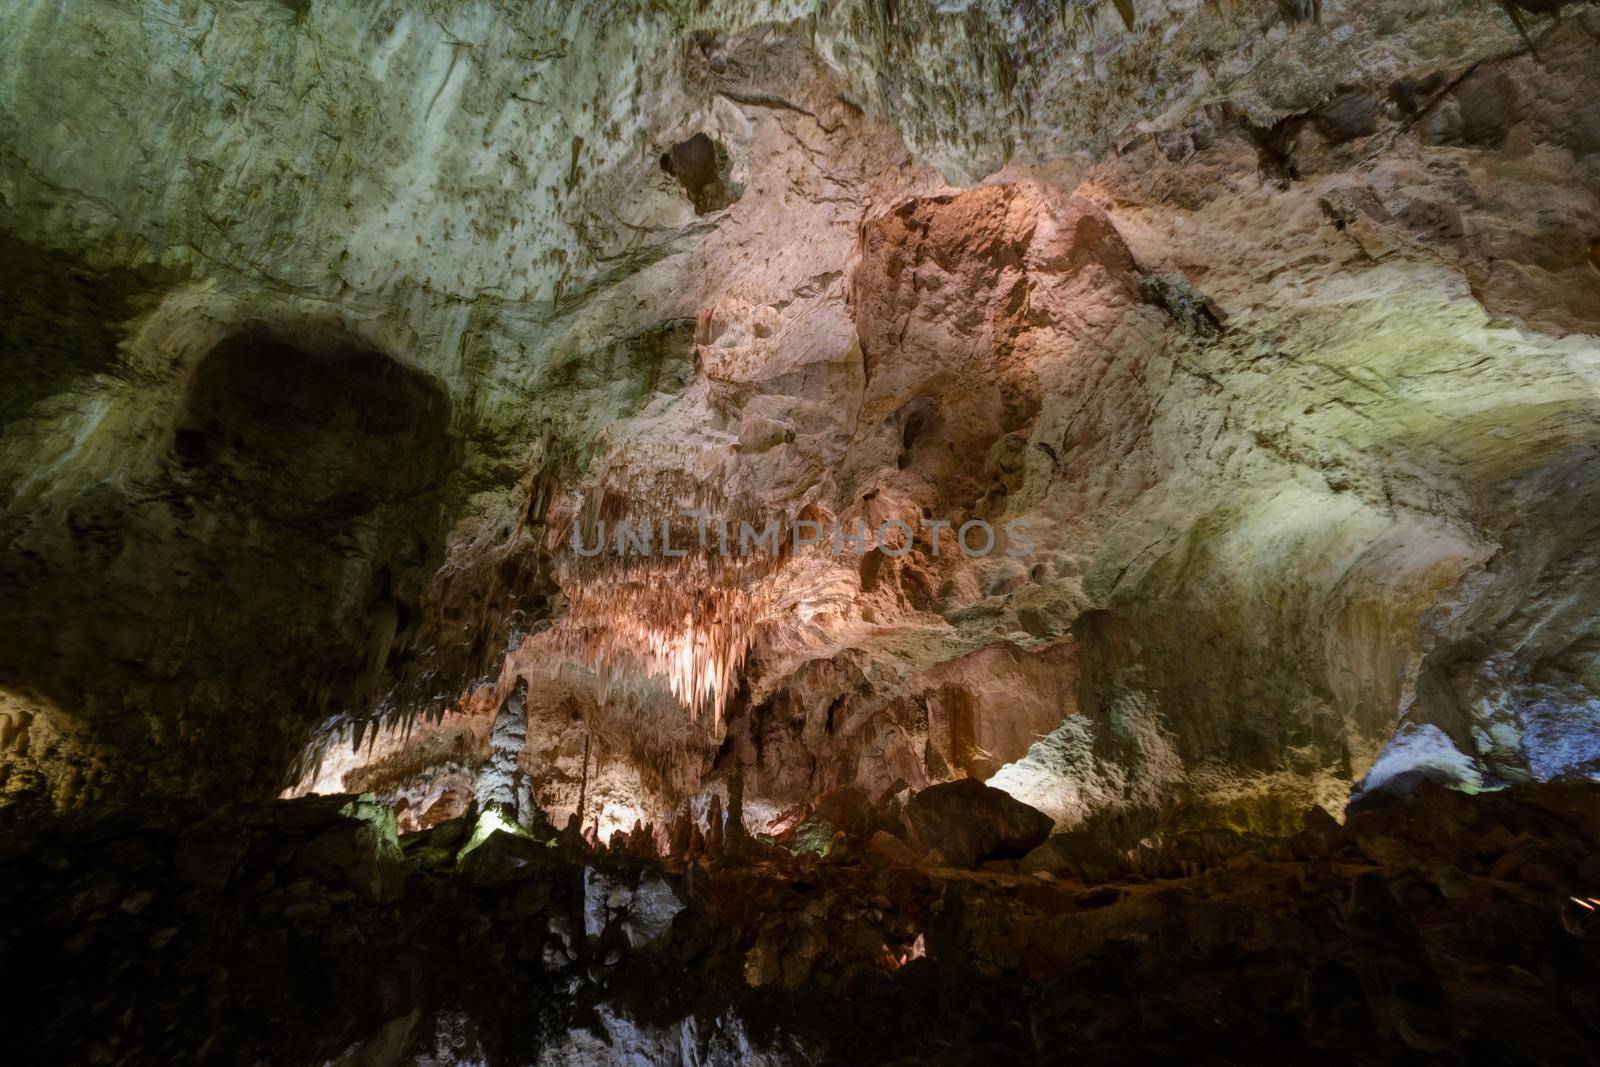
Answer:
(3, 1, 1600, 1063)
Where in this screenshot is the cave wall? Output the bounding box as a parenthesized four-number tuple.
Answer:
(1, 0, 1598, 835)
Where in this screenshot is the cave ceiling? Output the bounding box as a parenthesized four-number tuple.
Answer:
(1, 0, 1598, 842)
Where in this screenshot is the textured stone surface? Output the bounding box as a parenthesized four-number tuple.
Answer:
(903, 777, 1055, 866)
(11, 4, 1600, 1063)
(5, 784, 1600, 1063)
(1, 1, 1598, 857)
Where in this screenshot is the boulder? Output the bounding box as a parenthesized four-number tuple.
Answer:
(621, 874, 684, 948)
(583, 864, 684, 949)
(1288, 805, 1345, 858)
(1020, 831, 1125, 883)
(400, 812, 471, 856)
(292, 800, 405, 903)
(903, 779, 1054, 868)
(457, 830, 559, 888)
(863, 830, 922, 867)
(788, 785, 876, 856)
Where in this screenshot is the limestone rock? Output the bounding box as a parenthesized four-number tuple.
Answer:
(904, 778, 1054, 868)
(862, 830, 921, 867)
(787, 785, 876, 856)
(457, 831, 558, 889)
(1020, 831, 1125, 883)
(583, 864, 685, 949)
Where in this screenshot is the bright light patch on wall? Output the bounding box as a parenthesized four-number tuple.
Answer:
(595, 801, 648, 844)
(457, 804, 528, 860)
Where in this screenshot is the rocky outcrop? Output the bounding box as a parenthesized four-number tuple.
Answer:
(903, 778, 1055, 867)
(6, 783, 1600, 1063)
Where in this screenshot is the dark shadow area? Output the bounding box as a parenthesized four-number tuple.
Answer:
(660, 133, 742, 215)
(4, 781, 1599, 1064)
(174, 332, 452, 524)
(0, 328, 460, 814)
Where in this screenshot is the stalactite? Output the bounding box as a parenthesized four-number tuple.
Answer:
(536, 455, 798, 726)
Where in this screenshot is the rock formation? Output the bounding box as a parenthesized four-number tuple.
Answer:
(7, 782, 1600, 1063)
(2, 0, 1599, 1061)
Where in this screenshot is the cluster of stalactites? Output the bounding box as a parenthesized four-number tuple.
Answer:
(543, 462, 796, 726)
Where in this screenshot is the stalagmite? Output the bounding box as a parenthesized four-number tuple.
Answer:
(670, 803, 693, 860)
(475, 681, 531, 828)
(559, 811, 584, 857)
(725, 768, 749, 855)
(706, 793, 725, 856)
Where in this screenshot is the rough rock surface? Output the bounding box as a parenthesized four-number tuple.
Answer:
(903, 777, 1055, 867)
(1, 0, 1598, 887)
(5, 784, 1600, 1063)
(9, 3, 1600, 1062)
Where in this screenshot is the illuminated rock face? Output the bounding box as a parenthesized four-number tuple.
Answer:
(1, 0, 1599, 843)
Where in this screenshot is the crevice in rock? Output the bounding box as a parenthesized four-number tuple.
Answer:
(660, 133, 742, 215)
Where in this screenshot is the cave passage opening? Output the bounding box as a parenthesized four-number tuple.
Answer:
(0, 327, 461, 812)
(660, 133, 742, 214)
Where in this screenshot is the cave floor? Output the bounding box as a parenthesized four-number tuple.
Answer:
(3, 783, 1599, 1065)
